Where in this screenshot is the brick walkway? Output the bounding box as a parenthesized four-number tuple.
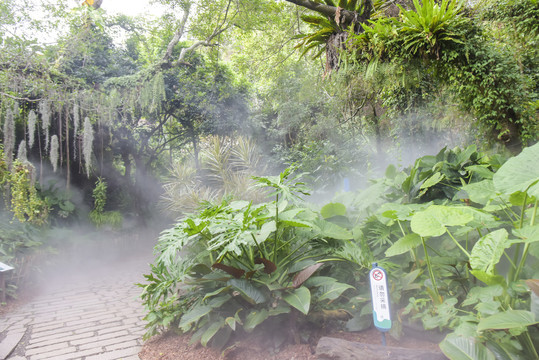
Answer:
(0, 249, 153, 360)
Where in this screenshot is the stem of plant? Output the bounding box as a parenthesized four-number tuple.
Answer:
(274, 194, 279, 264)
(512, 200, 537, 285)
(421, 236, 441, 304)
(446, 229, 470, 258)
(508, 194, 528, 283)
(250, 233, 268, 259)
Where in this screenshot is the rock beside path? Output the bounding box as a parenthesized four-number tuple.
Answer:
(315, 336, 448, 360)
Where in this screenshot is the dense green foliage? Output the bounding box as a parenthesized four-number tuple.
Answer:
(143, 143, 539, 357)
(0, 3, 537, 353)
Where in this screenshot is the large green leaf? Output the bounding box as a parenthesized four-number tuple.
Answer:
(179, 305, 213, 330)
(283, 286, 311, 315)
(439, 335, 496, 360)
(228, 279, 267, 304)
(470, 270, 506, 287)
(380, 202, 430, 221)
(244, 309, 269, 332)
(314, 219, 353, 240)
(478, 310, 538, 330)
(385, 233, 422, 257)
(486, 340, 527, 360)
(279, 209, 312, 227)
(321, 202, 347, 219)
(254, 220, 276, 243)
(200, 318, 224, 346)
(318, 281, 355, 301)
(512, 224, 539, 245)
(462, 180, 496, 205)
(493, 143, 539, 197)
(411, 205, 474, 237)
(470, 229, 510, 274)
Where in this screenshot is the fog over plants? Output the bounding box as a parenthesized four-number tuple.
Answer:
(1, 0, 538, 359)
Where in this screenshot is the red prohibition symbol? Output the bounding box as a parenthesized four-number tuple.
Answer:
(372, 269, 384, 281)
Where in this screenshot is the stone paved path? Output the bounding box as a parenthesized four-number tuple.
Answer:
(0, 244, 153, 360)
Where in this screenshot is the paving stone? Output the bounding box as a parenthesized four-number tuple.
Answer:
(27, 331, 94, 348)
(84, 347, 141, 360)
(79, 334, 140, 350)
(0, 330, 25, 360)
(28, 346, 77, 360)
(70, 330, 130, 346)
(3, 253, 152, 360)
(25, 341, 69, 356)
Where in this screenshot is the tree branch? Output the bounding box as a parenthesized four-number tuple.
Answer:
(283, 0, 362, 24)
(162, 4, 191, 63)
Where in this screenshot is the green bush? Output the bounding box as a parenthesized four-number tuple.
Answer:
(139, 168, 369, 348)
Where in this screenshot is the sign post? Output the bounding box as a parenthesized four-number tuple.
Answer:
(0, 262, 14, 303)
(369, 262, 392, 346)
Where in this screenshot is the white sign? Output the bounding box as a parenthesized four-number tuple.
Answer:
(369, 265, 392, 331)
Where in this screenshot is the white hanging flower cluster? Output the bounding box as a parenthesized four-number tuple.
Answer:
(50, 135, 59, 172)
(83, 117, 94, 177)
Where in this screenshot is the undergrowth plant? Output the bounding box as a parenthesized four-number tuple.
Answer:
(139, 168, 368, 349)
(89, 178, 123, 229)
(334, 144, 539, 359)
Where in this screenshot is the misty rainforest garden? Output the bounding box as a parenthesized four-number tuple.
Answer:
(1, 0, 538, 359)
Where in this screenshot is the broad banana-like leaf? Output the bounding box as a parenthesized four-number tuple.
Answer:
(486, 340, 527, 360)
(179, 305, 213, 330)
(478, 310, 538, 331)
(419, 171, 444, 190)
(439, 334, 496, 360)
(244, 309, 269, 332)
(254, 258, 277, 274)
(228, 278, 267, 304)
(385, 233, 422, 257)
(411, 205, 474, 237)
(212, 263, 245, 278)
(200, 318, 224, 347)
(493, 142, 539, 197)
(470, 229, 510, 274)
(318, 281, 355, 301)
(283, 286, 311, 315)
(292, 263, 323, 288)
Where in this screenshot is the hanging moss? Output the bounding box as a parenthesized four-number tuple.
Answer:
(3, 107, 15, 170)
(50, 135, 59, 172)
(39, 100, 51, 152)
(140, 72, 166, 113)
(73, 102, 79, 160)
(83, 117, 94, 177)
(28, 110, 37, 148)
(17, 140, 27, 163)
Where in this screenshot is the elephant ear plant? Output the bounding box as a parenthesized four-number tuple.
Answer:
(139, 168, 359, 349)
